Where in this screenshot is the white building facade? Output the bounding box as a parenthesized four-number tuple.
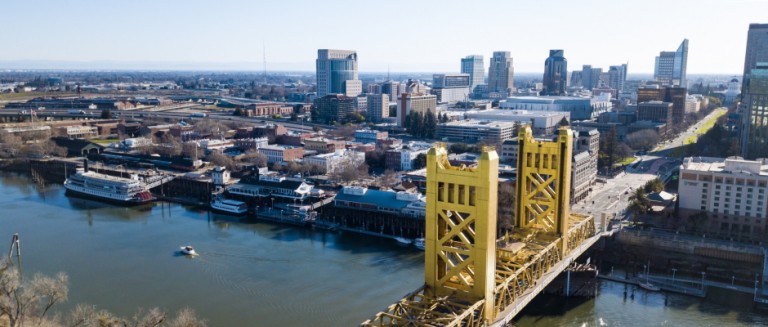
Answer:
(679, 157, 768, 241)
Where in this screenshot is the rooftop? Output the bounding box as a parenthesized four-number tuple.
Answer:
(442, 119, 518, 128)
(682, 157, 768, 176)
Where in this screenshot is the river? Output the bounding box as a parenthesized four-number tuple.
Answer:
(0, 173, 765, 326)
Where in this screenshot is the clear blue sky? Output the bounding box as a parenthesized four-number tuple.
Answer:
(1, 0, 765, 74)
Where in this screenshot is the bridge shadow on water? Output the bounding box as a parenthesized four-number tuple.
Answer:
(514, 292, 595, 320)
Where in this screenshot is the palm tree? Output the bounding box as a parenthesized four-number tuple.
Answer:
(628, 188, 650, 222)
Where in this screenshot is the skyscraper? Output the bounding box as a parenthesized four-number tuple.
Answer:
(608, 64, 628, 92)
(580, 65, 603, 90)
(543, 50, 567, 96)
(461, 55, 485, 90)
(741, 24, 768, 159)
(741, 63, 768, 159)
(316, 49, 361, 97)
(487, 51, 514, 97)
(654, 39, 688, 87)
(743, 24, 768, 77)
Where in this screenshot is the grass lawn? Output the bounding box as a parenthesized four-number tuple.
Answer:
(90, 139, 118, 145)
(683, 135, 698, 145)
(695, 108, 727, 136)
(619, 157, 636, 166)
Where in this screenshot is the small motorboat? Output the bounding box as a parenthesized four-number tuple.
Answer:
(638, 282, 660, 291)
(180, 245, 197, 256)
(394, 237, 412, 245)
(413, 238, 426, 250)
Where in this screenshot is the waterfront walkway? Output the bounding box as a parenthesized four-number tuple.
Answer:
(598, 272, 768, 303)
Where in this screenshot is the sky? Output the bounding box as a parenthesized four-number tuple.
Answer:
(1, 0, 766, 74)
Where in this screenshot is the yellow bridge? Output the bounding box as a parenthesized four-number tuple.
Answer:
(362, 125, 598, 326)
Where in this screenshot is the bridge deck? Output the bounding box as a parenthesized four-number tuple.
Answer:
(490, 231, 600, 326)
(362, 214, 597, 326)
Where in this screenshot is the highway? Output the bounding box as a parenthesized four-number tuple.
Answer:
(0, 107, 320, 132)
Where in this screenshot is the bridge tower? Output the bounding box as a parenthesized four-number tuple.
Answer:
(515, 125, 573, 252)
(425, 144, 499, 322)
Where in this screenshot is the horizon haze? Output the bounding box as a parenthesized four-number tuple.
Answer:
(1, 0, 765, 74)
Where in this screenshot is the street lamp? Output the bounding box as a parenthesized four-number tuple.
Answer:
(756, 278, 760, 299)
(701, 272, 706, 291)
(732, 275, 736, 286)
(671, 268, 677, 283)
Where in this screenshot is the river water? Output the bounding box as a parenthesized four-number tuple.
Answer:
(0, 173, 766, 326)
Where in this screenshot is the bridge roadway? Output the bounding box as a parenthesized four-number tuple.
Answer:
(363, 214, 603, 327)
(489, 227, 605, 327)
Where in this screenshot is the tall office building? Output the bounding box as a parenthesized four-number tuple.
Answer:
(316, 49, 361, 97)
(654, 39, 689, 87)
(398, 93, 437, 126)
(608, 64, 628, 92)
(743, 24, 768, 76)
(636, 85, 687, 126)
(313, 94, 356, 124)
(741, 63, 768, 159)
(461, 55, 485, 90)
(580, 65, 603, 90)
(543, 50, 567, 96)
(367, 93, 390, 122)
(487, 51, 514, 97)
(741, 24, 768, 159)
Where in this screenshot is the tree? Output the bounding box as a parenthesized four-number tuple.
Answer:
(423, 109, 437, 139)
(330, 160, 369, 184)
(193, 119, 227, 136)
(241, 150, 268, 167)
(233, 108, 244, 116)
(412, 153, 427, 169)
(598, 127, 619, 170)
(182, 143, 201, 160)
(0, 262, 69, 327)
(644, 178, 665, 193)
(377, 169, 400, 187)
(344, 112, 365, 124)
(327, 124, 357, 140)
(154, 134, 182, 157)
(625, 130, 660, 151)
(450, 143, 469, 154)
(628, 188, 651, 222)
(365, 149, 386, 170)
(206, 152, 235, 170)
(100, 109, 112, 119)
(497, 182, 515, 234)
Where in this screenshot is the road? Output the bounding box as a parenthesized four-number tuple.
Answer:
(0, 107, 321, 132)
(654, 107, 727, 156)
(571, 109, 727, 226)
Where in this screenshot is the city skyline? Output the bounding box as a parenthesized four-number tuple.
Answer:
(0, 0, 765, 74)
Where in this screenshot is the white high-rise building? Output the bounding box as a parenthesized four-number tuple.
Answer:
(316, 49, 361, 97)
(654, 39, 688, 87)
(461, 55, 485, 90)
(679, 157, 768, 241)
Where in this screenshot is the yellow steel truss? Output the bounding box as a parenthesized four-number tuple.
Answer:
(362, 127, 595, 327)
(424, 145, 498, 321)
(515, 126, 573, 252)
